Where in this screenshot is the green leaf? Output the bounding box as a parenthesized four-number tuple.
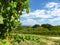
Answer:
(26, 8, 29, 13)
(7, 7, 10, 11)
(10, 1, 17, 8)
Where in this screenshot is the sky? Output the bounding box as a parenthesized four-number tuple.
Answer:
(20, 0, 60, 26)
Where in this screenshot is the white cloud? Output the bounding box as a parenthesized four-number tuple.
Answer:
(21, 10, 52, 18)
(50, 17, 60, 22)
(20, 2, 60, 26)
(45, 2, 60, 8)
(21, 19, 39, 26)
(51, 9, 60, 16)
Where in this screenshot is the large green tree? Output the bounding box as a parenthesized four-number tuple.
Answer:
(41, 24, 53, 30)
(0, 0, 29, 37)
(32, 24, 40, 28)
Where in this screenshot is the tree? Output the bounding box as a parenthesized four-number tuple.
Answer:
(41, 24, 53, 30)
(0, 0, 29, 38)
(32, 24, 40, 28)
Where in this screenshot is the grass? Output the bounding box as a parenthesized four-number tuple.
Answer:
(0, 34, 60, 45)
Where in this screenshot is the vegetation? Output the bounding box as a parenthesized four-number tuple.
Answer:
(0, 34, 60, 45)
(0, 0, 60, 45)
(0, 0, 29, 38)
(41, 24, 53, 30)
(32, 24, 40, 28)
(17, 24, 60, 36)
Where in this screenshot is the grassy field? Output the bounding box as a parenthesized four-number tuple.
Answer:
(0, 34, 60, 45)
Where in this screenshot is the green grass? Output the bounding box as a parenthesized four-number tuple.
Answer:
(0, 34, 60, 45)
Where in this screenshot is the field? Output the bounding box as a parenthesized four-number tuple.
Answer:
(0, 24, 60, 45)
(0, 34, 60, 45)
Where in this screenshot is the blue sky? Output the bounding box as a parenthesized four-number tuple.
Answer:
(30, 0, 60, 11)
(20, 0, 60, 26)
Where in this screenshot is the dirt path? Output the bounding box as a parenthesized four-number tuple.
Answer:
(48, 37, 60, 40)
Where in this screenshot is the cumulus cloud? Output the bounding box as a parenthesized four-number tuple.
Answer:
(45, 2, 60, 8)
(20, 2, 60, 26)
(21, 10, 52, 18)
(51, 9, 60, 16)
(21, 19, 39, 26)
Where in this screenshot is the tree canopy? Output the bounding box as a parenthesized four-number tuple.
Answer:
(0, 0, 29, 37)
(41, 24, 53, 30)
(32, 24, 40, 28)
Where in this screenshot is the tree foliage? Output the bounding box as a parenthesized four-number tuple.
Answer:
(32, 24, 40, 28)
(0, 0, 29, 37)
(41, 24, 53, 30)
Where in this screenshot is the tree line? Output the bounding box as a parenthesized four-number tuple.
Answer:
(17, 24, 60, 36)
